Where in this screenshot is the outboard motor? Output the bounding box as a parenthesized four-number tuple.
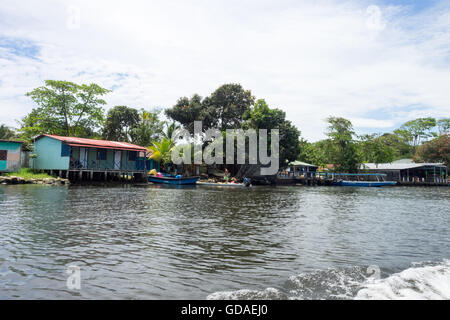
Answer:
(243, 177, 251, 187)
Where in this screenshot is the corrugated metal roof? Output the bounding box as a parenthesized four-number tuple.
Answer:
(36, 134, 149, 152)
(361, 162, 447, 170)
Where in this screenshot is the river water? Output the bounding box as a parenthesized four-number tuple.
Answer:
(0, 184, 449, 299)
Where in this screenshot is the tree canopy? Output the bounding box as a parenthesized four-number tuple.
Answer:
(165, 94, 206, 134)
(23, 80, 109, 138)
(244, 99, 300, 167)
(397, 117, 437, 146)
(7, 79, 449, 175)
(102, 106, 140, 142)
(165, 84, 255, 133)
(204, 83, 255, 131)
(325, 117, 360, 173)
(413, 134, 450, 167)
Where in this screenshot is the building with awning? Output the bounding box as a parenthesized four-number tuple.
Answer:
(361, 160, 448, 183)
(32, 134, 158, 181)
(284, 161, 318, 177)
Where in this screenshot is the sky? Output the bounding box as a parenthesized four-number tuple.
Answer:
(0, 0, 449, 141)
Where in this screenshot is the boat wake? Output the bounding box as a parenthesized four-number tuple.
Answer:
(207, 259, 450, 300)
(356, 260, 450, 299)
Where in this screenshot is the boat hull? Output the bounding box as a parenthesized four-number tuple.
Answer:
(148, 176, 200, 185)
(334, 180, 397, 187)
(197, 182, 247, 188)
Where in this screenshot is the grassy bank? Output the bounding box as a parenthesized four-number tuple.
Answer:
(3, 168, 53, 180)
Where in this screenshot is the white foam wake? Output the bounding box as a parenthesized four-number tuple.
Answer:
(207, 260, 450, 300)
(355, 260, 450, 300)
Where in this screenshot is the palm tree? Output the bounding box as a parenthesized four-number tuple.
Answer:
(163, 122, 180, 140)
(148, 138, 175, 167)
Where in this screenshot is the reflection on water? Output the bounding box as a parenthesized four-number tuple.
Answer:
(0, 184, 449, 299)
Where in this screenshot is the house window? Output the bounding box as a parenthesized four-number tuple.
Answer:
(128, 151, 137, 161)
(61, 144, 70, 157)
(0, 150, 7, 161)
(97, 149, 107, 161)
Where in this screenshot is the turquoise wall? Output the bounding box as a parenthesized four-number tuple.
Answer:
(0, 141, 22, 172)
(0, 141, 21, 152)
(68, 147, 143, 170)
(31, 137, 146, 171)
(33, 137, 70, 170)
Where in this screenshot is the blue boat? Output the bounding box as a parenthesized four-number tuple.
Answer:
(148, 176, 200, 185)
(331, 173, 397, 187)
(334, 180, 397, 187)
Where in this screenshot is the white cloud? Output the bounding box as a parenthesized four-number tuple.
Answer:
(0, 0, 449, 141)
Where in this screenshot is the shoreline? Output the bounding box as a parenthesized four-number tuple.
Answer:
(0, 175, 70, 186)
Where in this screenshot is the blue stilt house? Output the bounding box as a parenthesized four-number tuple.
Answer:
(32, 134, 158, 181)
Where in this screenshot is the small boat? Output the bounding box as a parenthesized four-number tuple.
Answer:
(334, 180, 397, 187)
(148, 176, 200, 185)
(197, 182, 248, 188)
(331, 173, 397, 187)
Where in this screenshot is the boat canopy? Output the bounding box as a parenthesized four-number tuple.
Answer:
(318, 173, 387, 176)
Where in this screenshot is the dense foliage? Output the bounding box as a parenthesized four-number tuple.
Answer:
(413, 134, 450, 167)
(22, 80, 109, 139)
(297, 117, 450, 171)
(1, 80, 448, 174)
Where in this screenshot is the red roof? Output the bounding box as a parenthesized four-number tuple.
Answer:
(36, 134, 149, 153)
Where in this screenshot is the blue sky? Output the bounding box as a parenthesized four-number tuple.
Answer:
(0, 0, 449, 141)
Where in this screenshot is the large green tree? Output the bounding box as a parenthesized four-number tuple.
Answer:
(326, 117, 361, 173)
(397, 117, 437, 146)
(165, 94, 207, 134)
(205, 83, 255, 131)
(103, 106, 140, 142)
(166, 84, 255, 133)
(413, 134, 450, 167)
(24, 80, 109, 138)
(297, 138, 333, 167)
(359, 133, 395, 164)
(244, 99, 300, 168)
(377, 132, 413, 160)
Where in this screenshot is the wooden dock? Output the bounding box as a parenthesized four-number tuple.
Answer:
(276, 172, 449, 187)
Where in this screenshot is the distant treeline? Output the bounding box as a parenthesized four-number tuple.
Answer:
(1, 80, 448, 170)
(298, 117, 450, 171)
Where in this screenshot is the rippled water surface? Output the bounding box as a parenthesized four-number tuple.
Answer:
(0, 184, 449, 299)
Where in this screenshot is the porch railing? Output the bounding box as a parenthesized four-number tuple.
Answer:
(69, 159, 146, 171)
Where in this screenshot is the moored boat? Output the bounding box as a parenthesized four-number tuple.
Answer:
(331, 173, 397, 187)
(148, 176, 200, 185)
(197, 182, 247, 188)
(334, 180, 397, 187)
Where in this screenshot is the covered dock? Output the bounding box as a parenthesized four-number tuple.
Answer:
(361, 161, 448, 185)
